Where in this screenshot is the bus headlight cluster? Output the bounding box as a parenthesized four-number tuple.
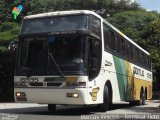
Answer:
(16, 92, 26, 97)
(15, 92, 27, 101)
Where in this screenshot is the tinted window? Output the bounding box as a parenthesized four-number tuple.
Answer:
(148, 57, 151, 68)
(120, 38, 125, 55)
(116, 35, 125, 54)
(110, 31, 115, 50)
(103, 24, 110, 49)
(88, 37, 101, 79)
(126, 42, 133, 59)
(21, 15, 87, 34)
(89, 15, 101, 38)
(139, 51, 142, 64)
(130, 44, 133, 59)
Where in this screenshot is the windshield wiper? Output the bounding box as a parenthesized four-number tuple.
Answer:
(48, 51, 64, 78)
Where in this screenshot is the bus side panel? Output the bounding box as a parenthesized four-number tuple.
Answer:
(113, 56, 129, 101)
(102, 52, 121, 102)
(129, 63, 152, 100)
(113, 55, 152, 102)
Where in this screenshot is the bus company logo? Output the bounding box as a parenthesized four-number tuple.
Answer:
(105, 60, 112, 66)
(12, 5, 23, 19)
(133, 67, 144, 77)
(90, 87, 100, 101)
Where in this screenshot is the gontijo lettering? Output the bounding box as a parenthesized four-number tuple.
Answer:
(133, 67, 144, 77)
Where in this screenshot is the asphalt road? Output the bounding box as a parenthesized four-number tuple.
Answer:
(0, 100, 160, 120)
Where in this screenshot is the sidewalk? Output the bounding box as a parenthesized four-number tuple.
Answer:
(0, 103, 46, 109)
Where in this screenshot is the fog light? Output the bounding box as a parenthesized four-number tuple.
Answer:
(67, 93, 79, 98)
(16, 92, 26, 97)
(73, 93, 79, 98)
(16, 92, 21, 97)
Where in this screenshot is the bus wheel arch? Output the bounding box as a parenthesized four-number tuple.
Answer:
(97, 80, 112, 112)
(106, 80, 113, 105)
(145, 87, 147, 100)
(140, 87, 146, 105)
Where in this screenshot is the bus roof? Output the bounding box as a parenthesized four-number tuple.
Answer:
(24, 10, 101, 20)
(24, 10, 150, 55)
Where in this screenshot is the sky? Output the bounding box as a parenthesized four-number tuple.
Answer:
(135, 0, 160, 12)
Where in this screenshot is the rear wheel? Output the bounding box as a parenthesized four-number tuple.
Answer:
(48, 104, 56, 111)
(129, 89, 146, 106)
(97, 85, 109, 112)
(140, 90, 146, 105)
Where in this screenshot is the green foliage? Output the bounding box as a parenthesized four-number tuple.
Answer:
(0, 22, 20, 53)
(29, 0, 141, 18)
(0, 46, 9, 54)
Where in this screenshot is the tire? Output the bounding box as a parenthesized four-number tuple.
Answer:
(97, 85, 109, 112)
(129, 89, 146, 106)
(48, 104, 56, 111)
(140, 90, 146, 105)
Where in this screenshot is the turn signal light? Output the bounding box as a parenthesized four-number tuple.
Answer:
(67, 93, 79, 98)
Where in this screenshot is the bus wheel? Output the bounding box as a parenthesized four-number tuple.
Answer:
(140, 90, 146, 105)
(129, 90, 146, 106)
(97, 85, 109, 112)
(48, 104, 56, 111)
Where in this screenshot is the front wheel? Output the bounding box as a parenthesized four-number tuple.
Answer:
(97, 85, 109, 112)
(48, 104, 56, 111)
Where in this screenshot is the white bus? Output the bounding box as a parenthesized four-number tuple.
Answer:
(14, 10, 152, 112)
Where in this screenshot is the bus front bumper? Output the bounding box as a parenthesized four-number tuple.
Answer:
(14, 87, 91, 105)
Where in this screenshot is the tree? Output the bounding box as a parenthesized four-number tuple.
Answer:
(0, 22, 20, 52)
(108, 10, 160, 89)
(29, 0, 141, 18)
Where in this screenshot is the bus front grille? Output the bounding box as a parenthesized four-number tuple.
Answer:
(28, 82, 62, 87)
(29, 82, 43, 87)
(47, 82, 62, 86)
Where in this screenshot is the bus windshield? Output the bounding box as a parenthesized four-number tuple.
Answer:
(21, 15, 87, 34)
(16, 35, 86, 76)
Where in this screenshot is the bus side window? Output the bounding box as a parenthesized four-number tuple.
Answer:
(133, 47, 136, 62)
(103, 24, 110, 49)
(125, 42, 130, 58)
(109, 30, 115, 50)
(136, 49, 140, 63)
(120, 38, 125, 55)
(116, 35, 125, 54)
(148, 57, 151, 69)
(130, 44, 133, 59)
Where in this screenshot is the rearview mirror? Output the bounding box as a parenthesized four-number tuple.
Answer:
(8, 41, 18, 52)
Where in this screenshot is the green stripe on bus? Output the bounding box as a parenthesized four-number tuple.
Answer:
(120, 59, 128, 89)
(113, 56, 128, 100)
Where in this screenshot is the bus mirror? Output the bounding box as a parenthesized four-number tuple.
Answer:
(8, 41, 18, 52)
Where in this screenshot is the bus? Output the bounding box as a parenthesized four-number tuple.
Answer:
(14, 10, 152, 112)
